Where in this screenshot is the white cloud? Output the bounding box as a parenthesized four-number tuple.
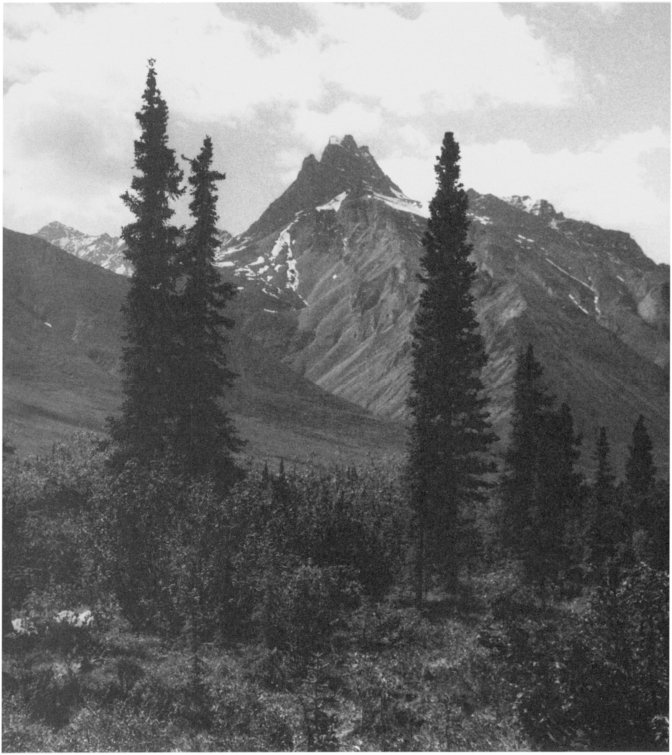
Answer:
(292, 102, 384, 153)
(9, 1, 665, 262)
(307, 3, 577, 115)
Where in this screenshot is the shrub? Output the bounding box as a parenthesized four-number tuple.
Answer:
(258, 560, 360, 658)
(2, 436, 110, 633)
(481, 563, 668, 750)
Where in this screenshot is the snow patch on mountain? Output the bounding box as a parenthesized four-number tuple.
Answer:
(374, 193, 429, 218)
(470, 214, 493, 226)
(546, 258, 592, 290)
(568, 293, 590, 315)
(317, 192, 348, 212)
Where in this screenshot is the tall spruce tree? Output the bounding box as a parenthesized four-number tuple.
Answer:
(109, 61, 184, 466)
(407, 132, 494, 603)
(173, 136, 242, 487)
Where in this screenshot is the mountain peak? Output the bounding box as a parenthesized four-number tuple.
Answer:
(504, 195, 564, 221)
(244, 135, 402, 239)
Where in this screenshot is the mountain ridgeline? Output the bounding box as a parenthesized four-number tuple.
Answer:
(31, 135, 669, 472)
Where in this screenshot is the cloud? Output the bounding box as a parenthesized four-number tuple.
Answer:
(16, 2, 664, 254)
(291, 101, 384, 153)
(307, 3, 577, 115)
(382, 128, 670, 263)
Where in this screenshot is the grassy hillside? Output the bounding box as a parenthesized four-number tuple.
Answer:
(3, 228, 406, 465)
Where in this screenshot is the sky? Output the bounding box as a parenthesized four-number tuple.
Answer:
(4, 2, 670, 263)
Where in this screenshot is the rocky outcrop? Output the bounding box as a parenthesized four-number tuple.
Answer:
(34, 223, 232, 277)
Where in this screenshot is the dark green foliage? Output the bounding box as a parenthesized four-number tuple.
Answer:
(583, 427, 625, 574)
(623, 415, 667, 567)
(3, 432, 665, 752)
(227, 464, 409, 649)
(172, 136, 242, 488)
(93, 461, 238, 638)
(2, 435, 110, 632)
(482, 564, 668, 751)
(626, 414, 657, 501)
(500, 344, 555, 562)
(500, 346, 585, 588)
(108, 61, 185, 467)
(407, 132, 494, 600)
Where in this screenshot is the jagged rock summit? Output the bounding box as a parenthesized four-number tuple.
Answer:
(36, 221, 132, 276)
(229, 134, 424, 257)
(34, 222, 232, 277)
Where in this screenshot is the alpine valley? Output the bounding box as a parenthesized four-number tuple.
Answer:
(10, 135, 669, 473)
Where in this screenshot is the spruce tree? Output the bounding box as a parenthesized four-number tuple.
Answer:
(500, 344, 555, 565)
(625, 415, 656, 505)
(535, 402, 584, 584)
(625, 415, 665, 567)
(500, 346, 584, 587)
(407, 132, 494, 603)
(584, 427, 622, 571)
(172, 136, 242, 487)
(109, 60, 184, 466)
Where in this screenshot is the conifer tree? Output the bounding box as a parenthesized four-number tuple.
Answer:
(625, 415, 665, 568)
(500, 347, 584, 587)
(535, 402, 584, 583)
(172, 136, 242, 487)
(500, 344, 554, 564)
(407, 132, 494, 603)
(625, 415, 656, 505)
(109, 60, 184, 466)
(584, 427, 619, 568)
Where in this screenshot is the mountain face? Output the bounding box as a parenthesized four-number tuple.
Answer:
(28, 135, 668, 472)
(4, 228, 405, 464)
(34, 221, 232, 277)
(215, 136, 669, 472)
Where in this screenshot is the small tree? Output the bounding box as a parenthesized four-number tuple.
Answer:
(535, 402, 584, 584)
(499, 344, 555, 566)
(172, 136, 243, 488)
(625, 415, 666, 568)
(500, 347, 584, 588)
(407, 132, 494, 603)
(625, 415, 656, 516)
(584, 427, 623, 574)
(108, 60, 185, 467)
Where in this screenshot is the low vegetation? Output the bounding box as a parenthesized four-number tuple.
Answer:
(3, 434, 668, 752)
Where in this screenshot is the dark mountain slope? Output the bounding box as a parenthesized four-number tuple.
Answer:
(3, 228, 405, 464)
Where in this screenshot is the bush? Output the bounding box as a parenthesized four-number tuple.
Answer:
(2, 436, 110, 634)
(481, 563, 668, 750)
(258, 561, 360, 658)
